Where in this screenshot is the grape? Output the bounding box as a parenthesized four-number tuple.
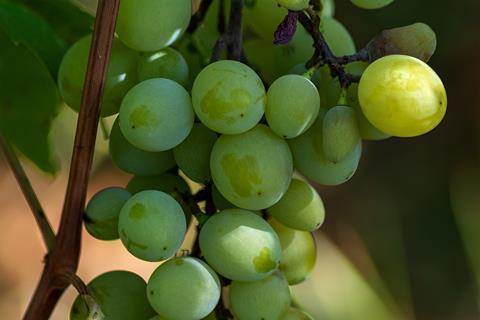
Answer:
(243, 0, 287, 40)
(192, 60, 266, 134)
(116, 0, 191, 51)
(199, 209, 282, 281)
(70, 271, 156, 320)
(137, 47, 189, 87)
(173, 123, 217, 183)
(321, 0, 335, 17)
(229, 273, 291, 320)
(277, 0, 309, 11)
(288, 64, 322, 88)
(210, 125, 293, 210)
(243, 39, 278, 84)
(84, 187, 131, 241)
(126, 173, 190, 195)
(358, 55, 447, 137)
(270, 219, 317, 285)
(351, 0, 393, 10)
(119, 78, 194, 152)
(288, 113, 362, 186)
(211, 184, 235, 210)
(147, 257, 221, 320)
(268, 179, 325, 231)
(109, 119, 176, 176)
(266, 75, 320, 139)
(118, 190, 186, 261)
(281, 308, 314, 320)
(322, 105, 361, 163)
(58, 35, 138, 117)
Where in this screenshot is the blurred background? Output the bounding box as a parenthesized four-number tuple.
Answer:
(1, 0, 479, 319)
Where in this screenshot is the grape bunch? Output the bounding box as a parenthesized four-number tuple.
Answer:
(61, 0, 447, 319)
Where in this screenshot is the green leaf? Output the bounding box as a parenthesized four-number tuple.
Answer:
(0, 33, 61, 174)
(0, 0, 67, 77)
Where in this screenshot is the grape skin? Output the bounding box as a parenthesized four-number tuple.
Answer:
(281, 308, 314, 320)
(277, 0, 310, 11)
(126, 173, 190, 196)
(199, 209, 282, 281)
(137, 47, 189, 87)
(351, 0, 393, 10)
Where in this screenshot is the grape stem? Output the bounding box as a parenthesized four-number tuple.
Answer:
(211, 0, 245, 62)
(187, 0, 214, 33)
(22, 0, 120, 319)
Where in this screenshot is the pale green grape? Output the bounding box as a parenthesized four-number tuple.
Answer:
(322, 105, 361, 163)
(266, 75, 320, 139)
(281, 308, 314, 320)
(109, 119, 176, 175)
(351, 0, 393, 10)
(199, 209, 282, 281)
(137, 47, 189, 87)
(210, 125, 293, 210)
(229, 273, 291, 320)
(58, 35, 138, 117)
(243, 0, 287, 40)
(288, 113, 362, 185)
(211, 184, 235, 210)
(119, 78, 194, 152)
(173, 123, 217, 183)
(192, 60, 266, 134)
(147, 257, 221, 320)
(70, 271, 155, 320)
(126, 173, 190, 195)
(118, 190, 186, 261)
(321, 0, 335, 17)
(268, 178, 325, 231)
(116, 0, 191, 51)
(270, 219, 316, 285)
(84, 187, 131, 241)
(358, 55, 447, 137)
(277, 0, 309, 11)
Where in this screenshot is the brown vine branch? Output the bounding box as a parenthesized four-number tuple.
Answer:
(187, 0, 214, 33)
(210, 0, 244, 62)
(23, 0, 119, 319)
(0, 134, 56, 251)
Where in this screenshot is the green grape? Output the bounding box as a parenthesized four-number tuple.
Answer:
(210, 125, 293, 210)
(147, 257, 221, 320)
(229, 273, 291, 320)
(118, 190, 186, 261)
(268, 178, 325, 231)
(211, 184, 235, 210)
(116, 0, 191, 51)
(84, 187, 131, 241)
(320, 17, 356, 56)
(126, 173, 190, 195)
(119, 78, 194, 152)
(281, 308, 314, 320)
(243, 0, 287, 40)
(351, 0, 393, 10)
(277, 0, 309, 11)
(288, 113, 362, 186)
(109, 119, 176, 176)
(70, 271, 156, 320)
(173, 123, 217, 183)
(266, 75, 320, 139)
(358, 55, 447, 137)
(199, 209, 282, 281)
(243, 39, 278, 84)
(176, 37, 205, 87)
(321, 0, 335, 17)
(322, 105, 361, 163)
(58, 35, 138, 117)
(192, 60, 266, 134)
(270, 219, 317, 285)
(137, 47, 189, 87)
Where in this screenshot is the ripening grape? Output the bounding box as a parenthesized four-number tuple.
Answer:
(147, 257, 221, 320)
(229, 273, 291, 320)
(351, 0, 393, 10)
(268, 179, 325, 231)
(210, 125, 293, 210)
(109, 119, 176, 176)
(137, 47, 189, 87)
(270, 219, 317, 285)
(322, 105, 361, 163)
(70, 271, 156, 320)
(118, 190, 186, 261)
(281, 308, 314, 320)
(192, 60, 266, 134)
(358, 55, 447, 137)
(199, 209, 282, 281)
(173, 123, 217, 183)
(58, 35, 138, 117)
(288, 114, 362, 186)
(84, 187, 131, 241)
(119, 78, 194, 152)
(277, 0, 309, 11)
(116, 0, 191, 51)
(266, 75, 321, 139)
(126, 173, 190, 195)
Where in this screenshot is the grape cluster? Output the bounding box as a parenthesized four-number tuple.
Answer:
(62, 0, 447, 319)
